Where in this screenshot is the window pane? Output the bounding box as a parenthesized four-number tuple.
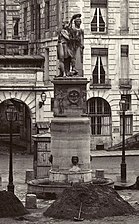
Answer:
(24, 7, 27, 35)
(31, 4, 34, 31)
(100, 57, 105, 83)
(88, 98, 111, 136)
(121, 94, 131, 110)
(120, 115, 132, 135)
(45, 1, 50, 29)
(13, 18, 19, 37)
(97, 116, 101, 134)
(91, 8, 97, 32)
(91, 117, 96, 134)
(121, 45, 129, 57)
(36, 4, 41, 39)
(89, 99, 95, 114)
(104, 102, 110, 114)
(91, 50, 107, 85)
(99, 9, 105, 32)
(101, 116, 110, 135)
(97, 98, 102, 114)
(92, 57, 98, 84)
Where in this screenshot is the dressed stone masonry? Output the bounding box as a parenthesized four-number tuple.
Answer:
(50, 77, 92, 183)
(49, 13, 92, 184)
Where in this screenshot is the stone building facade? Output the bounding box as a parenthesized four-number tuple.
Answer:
(0, 0, 20, 39)
(18, 0, 139, 150)
(0, 0, 53, 152)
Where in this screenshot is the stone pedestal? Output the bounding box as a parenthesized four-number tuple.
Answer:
(52, 77, 87, 117)
(49, 77, 92, 184)
(32, 133, 51, 179)
(51, 117, 90, 171)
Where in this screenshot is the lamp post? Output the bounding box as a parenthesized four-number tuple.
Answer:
(119, 98, 127, 183)
(6, 101, 17, 194)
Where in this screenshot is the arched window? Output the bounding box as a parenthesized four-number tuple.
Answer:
(87, 97, 111, 135)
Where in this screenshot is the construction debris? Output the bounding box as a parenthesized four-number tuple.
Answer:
(0, 190, 28, 218)
(44, 183, 135, 220)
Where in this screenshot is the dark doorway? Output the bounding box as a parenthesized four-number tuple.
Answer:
(0, 99, 32, 154)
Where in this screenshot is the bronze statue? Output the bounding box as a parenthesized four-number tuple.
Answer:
(57, 14, 84, 77)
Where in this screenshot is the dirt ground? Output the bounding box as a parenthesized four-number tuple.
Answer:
(0, 210, 139, 224)
(0, 153, 139, 224)
(0, 190, 139, 224)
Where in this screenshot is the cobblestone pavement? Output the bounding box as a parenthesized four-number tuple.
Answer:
(0, 152, 139, 224)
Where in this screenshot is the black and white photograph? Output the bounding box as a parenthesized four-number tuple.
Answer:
(0, 0, 139, 223)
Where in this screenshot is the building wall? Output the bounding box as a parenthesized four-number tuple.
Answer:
(83, 0, 139, 149)
(0, 0, 20, 39)
(19, 0, 139, 150)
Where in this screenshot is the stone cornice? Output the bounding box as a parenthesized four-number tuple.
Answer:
(0, 86, 54, 91)
(85, 35, 139, 40)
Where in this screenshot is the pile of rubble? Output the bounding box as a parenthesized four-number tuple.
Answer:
(0, 190, 28, 218)
(44, 183, 135, 220)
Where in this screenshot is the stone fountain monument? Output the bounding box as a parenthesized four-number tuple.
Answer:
(27, 14, 94, 198)
(49, 13, 92, 184)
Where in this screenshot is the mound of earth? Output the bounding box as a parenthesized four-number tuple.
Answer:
(44, 183, 135, 220)
(0, 190, 28, 218)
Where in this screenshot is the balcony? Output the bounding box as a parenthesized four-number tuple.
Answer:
(90, 78, 111, 89)
(0, 39, 29, 55)
(0, 39, 44, 68)
(119, 78, 132, 89)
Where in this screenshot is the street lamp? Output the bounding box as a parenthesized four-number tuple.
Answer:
(119, 97, 127, 183)
(6, 101, 17, 193)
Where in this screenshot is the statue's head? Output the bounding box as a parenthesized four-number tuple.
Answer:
(74, 18, 81, 27)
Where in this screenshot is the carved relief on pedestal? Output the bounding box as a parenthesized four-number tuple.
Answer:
(67, 90, 80, 105)
(53, 80, 88, 117)
(55, 89, 67, 115)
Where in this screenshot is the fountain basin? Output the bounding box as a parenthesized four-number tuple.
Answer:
(49, 170, 92, 183)
(27, 177, 114, 199)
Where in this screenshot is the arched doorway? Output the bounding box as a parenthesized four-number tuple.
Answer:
(0, 98, 32, 153)
(87, 97, 112, 150)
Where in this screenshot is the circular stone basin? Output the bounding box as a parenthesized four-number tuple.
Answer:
(27, 177, 114, 199)
(49, 170, 92, 183)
